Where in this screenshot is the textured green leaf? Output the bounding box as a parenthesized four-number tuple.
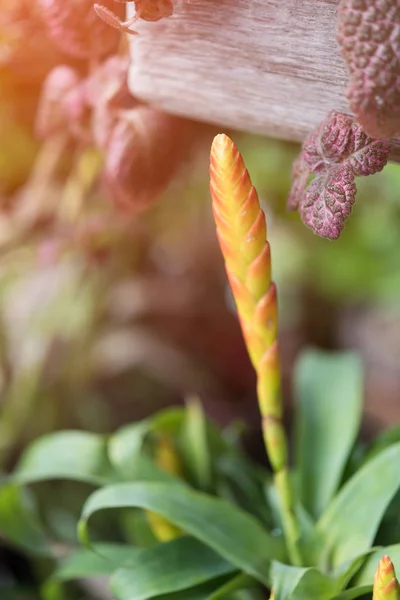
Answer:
(318, 443, 400, 567)
(79, 482, 285, 585)
(0, 485, 49, 554)
(295, 350, 363, 519)
(110, 536, 236, 600)
(353, 544, 400, 586)
(54, 544, 141, 580)
(271, 561, 339, 600)
(13, 431, 116, 486)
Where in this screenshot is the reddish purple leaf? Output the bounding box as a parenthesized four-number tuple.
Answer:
(337, 0, 400, 139)
(300, 166, 357, 241)
(287, 155, 310, 210)
(288, 110, 390, 239)
(346, 123, 392, 175)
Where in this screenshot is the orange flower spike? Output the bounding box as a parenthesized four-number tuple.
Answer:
(210, 136, 270, 358)
(210, 134, 301, 566)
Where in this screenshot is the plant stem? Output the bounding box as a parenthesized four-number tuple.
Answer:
(256, 343, 302, 566)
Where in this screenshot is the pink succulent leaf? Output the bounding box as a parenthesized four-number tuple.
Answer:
(337, 0, 400, 139)
(287, 110, 390, 239)
(300, 165, 357, 240)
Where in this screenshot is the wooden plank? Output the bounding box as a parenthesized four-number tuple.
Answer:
(127, 0, 400, 157)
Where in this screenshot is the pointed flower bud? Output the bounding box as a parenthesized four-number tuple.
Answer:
(373, 555, 400, 600)
(210, 135, 301, 565)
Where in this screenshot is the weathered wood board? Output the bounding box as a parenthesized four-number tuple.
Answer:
(128, 0, 400, 157)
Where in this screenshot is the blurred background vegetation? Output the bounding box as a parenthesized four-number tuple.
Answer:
(1, 1, 400, 598)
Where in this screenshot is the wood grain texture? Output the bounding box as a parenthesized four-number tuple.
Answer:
(128, 0, 400, 157)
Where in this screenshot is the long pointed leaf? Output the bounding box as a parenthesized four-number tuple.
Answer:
(181, 398, 212, 491)
(109, 408, 186, 478)
(271, 561, 339, 600)
(79, 482, 285, 586)
(110, 536, 236, 600)
(318, 443, 400, 567)
(53, 544, 142, 580)
(332, 586, 371, 600)
(295, 351, 363, 519)
(353, 544, 400, 586)
(13, 431, 116, 486)
(206, 573, 257, 599)
(0, 485, 49, 555)
(151, 576, 234, 600)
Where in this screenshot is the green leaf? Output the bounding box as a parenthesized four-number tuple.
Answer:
(332, 553, 372, 590)
(295, 350, 363, 519)
(363, 424, 400, 463)
(295, 503, 324, 567)
(110, 536, 236, 600)
(53, 544, 141, 580)
(109, 408, 186, 480)
(318, 443, 400, 567)
(152, 576, 234, 600)
(217, 454, 271, 527)
(353, 544, 400, 586)
(122, 454, 184, 485)
(122, 510, 159, 549)
(206, 574, 258, 599)
(79, 482, 285, 586)
(13, 431, 116, 486)
(0, 485, 49, 554)
(271, 561, 339, 600)
(332, 587, 371, 600)
(108, 407, 185, 476)
(109, 422, 151, 477)
(181, 397, 212, 490)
